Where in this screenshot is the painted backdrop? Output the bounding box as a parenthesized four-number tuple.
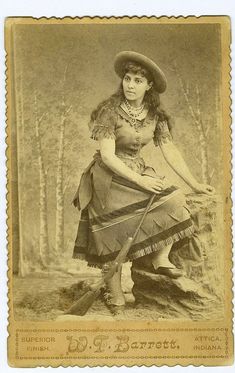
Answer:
(11, 22, 221, 275)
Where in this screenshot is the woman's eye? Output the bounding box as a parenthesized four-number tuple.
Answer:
(124, 76, 130, 81)
(135, 79, 142, 84)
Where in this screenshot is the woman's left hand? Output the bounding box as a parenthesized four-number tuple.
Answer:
(192, 182, 215, 196)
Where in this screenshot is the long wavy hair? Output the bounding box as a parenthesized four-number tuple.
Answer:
(89, 61, 173, 132)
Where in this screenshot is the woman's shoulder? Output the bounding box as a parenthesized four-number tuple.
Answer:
(89, 105, 118, 141)
(93, 104, 122, 130)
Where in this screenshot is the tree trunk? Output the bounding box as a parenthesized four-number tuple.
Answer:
(34, 95, 50, 268)
(12, 28, 27, 277)
(55, 63, 72, 255)
(17, 73, 28, 276)
(195, 86, 209, 184)
(198, 120, 209, 184)
(55, 111, 66, 253)
(175, 66, 210, 183)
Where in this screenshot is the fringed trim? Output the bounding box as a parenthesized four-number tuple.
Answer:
(153, 120, 173, 147)
(91, 123, 116, 141)
(154, 133, 173, 147)
(129, 225, 194, 260)
(115, 155, 145, 174)
(72, 225, 194, 268)
(87, 262, 104, 269)
(72, 252, 86, 260)
(72, 252, 115, 269)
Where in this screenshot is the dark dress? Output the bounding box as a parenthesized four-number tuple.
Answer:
(72, 105, 193, 267)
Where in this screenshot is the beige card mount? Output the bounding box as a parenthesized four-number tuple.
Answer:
(5, 16, 233, 367)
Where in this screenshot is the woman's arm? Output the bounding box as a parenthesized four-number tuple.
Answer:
(159, 140, 215, 195)
(99, 138, 164, 193)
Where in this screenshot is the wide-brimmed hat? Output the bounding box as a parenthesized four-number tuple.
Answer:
(114, 51, 167, 93)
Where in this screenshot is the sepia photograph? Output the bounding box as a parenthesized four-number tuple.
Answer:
(6, 17, 233, 366)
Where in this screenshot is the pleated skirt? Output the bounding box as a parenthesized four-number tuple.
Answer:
(73, 169, 193, 268)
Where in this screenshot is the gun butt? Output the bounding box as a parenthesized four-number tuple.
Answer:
(65, 288, 101, 316)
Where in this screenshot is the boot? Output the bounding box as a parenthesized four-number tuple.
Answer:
(102, 264, 125, 314)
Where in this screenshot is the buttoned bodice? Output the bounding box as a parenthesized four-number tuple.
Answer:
(90, 104, 172, 173)
(114, 106, 157, 158)
(74, 105, 173, 209)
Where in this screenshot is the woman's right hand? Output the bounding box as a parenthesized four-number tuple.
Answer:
(136, 175, 165, 193)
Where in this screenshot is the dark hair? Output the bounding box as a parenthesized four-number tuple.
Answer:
(89, 61, 173, 132)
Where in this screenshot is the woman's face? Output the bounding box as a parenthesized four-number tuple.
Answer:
(122, 71, 152, 105)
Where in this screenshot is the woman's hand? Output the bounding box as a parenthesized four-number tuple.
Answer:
(192, 182, 215, 196)
(136, 175, 166, 193)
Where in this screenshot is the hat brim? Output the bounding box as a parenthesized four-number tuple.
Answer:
(114, 51, 167, 93)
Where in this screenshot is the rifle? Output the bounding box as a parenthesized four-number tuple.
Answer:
(65, 193, 155, 316)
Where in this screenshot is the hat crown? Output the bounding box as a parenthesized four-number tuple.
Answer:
(114, 51, 167, 93)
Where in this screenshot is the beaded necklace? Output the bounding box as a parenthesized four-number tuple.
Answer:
(123, 99, 145, 125)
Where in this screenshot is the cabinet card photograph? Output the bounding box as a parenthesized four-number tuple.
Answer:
(5, 16, 233, 367)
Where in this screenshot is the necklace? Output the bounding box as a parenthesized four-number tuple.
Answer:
(123, 99, 145, 126)
(124, 99, 145, 116)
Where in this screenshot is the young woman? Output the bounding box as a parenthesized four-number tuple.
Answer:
(72, 51, 214, 309)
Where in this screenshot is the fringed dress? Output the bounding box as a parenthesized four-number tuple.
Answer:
(72, 105, 194, 267)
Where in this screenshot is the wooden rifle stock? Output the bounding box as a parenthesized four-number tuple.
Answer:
(65, 194, 155, 316)
(65, 237, 133, 316)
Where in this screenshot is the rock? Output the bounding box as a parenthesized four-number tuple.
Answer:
(131, 194, 224, 320)
(131, 268, 217, 319)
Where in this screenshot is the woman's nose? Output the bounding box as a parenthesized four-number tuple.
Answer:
(128, 80, 134, 88)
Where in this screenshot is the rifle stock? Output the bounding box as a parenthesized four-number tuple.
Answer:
(64, 237, 133, 315)
(65, 288, 101, 316)
(65, 194, 155, 316)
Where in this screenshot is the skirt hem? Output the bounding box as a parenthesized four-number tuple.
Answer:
(72, 225, 194, 269)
